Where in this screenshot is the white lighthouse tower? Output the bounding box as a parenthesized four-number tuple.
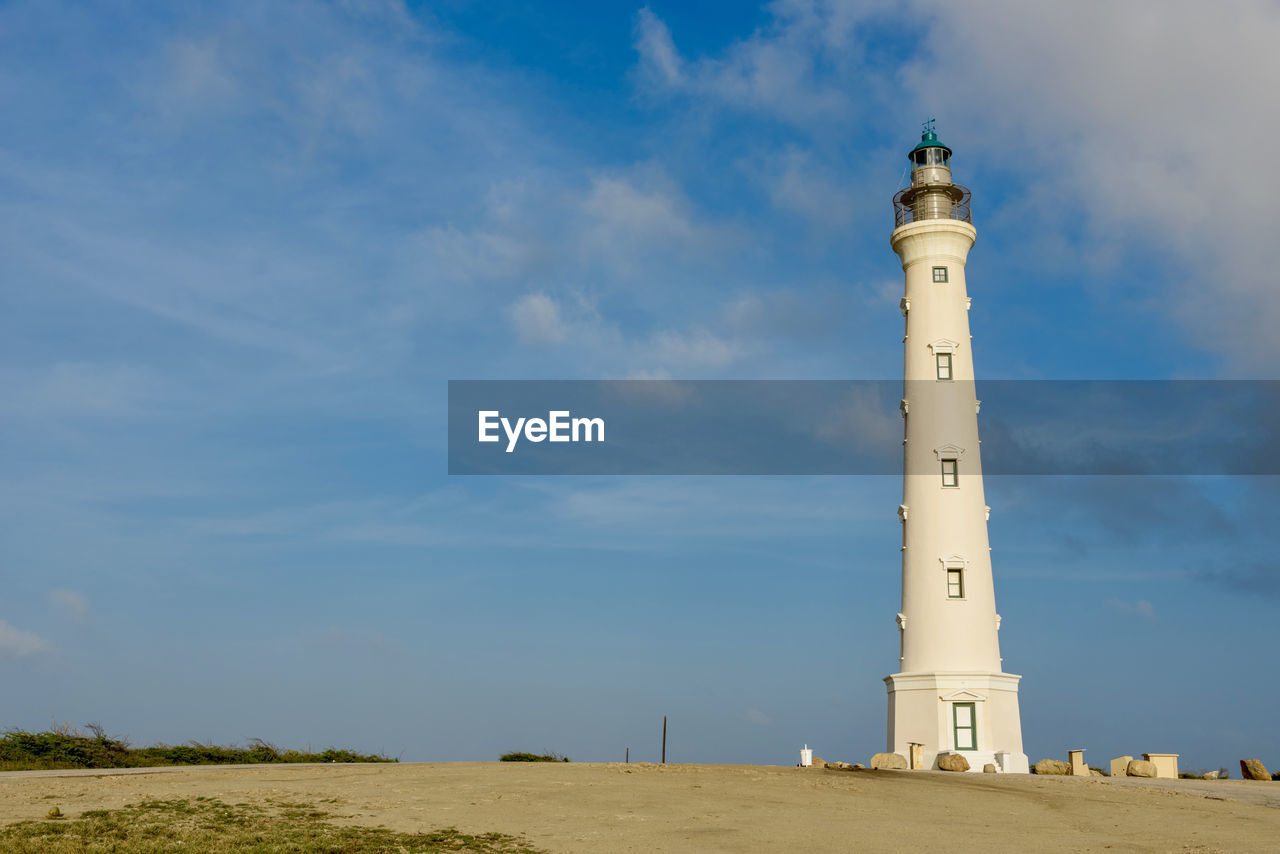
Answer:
(884, 122, 1029, 774)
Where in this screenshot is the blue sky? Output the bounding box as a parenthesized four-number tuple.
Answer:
(2, 0, 1278, 770)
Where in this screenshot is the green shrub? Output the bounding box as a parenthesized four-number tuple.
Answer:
(0, 725, 396, 771)
(499, 752, 570, 763)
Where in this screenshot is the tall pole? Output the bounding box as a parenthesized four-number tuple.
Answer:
(661, 716, 667, 764)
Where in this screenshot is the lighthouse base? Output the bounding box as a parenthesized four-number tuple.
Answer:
(884, 670, 1028, 773)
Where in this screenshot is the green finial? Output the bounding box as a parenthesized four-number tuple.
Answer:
(910, 118, 950, 155)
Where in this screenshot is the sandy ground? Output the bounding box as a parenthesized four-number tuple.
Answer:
(2, 762, 1278, 853)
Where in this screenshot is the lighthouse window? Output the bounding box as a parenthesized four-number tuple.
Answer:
(947, 568, 964, 598)
(953, 702, 977, 749)
(941, 458, 959, 487)
(932, 266, 948, 282)
(936, 352, 953, 381)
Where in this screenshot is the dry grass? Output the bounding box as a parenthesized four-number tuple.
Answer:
(0, 797, 546, 853)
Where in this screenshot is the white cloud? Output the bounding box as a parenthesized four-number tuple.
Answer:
(417, 224, 547, 287)
(49, 589, 90, 623)
(645, 327, 739, 372)
(901, 0, 1280, 369)
(0, 620, 50, 658)
(746, 147, 854, 226)
(633, 8, 685, 87)
(579, 171, 722, 261)
(162, 38, 237, 109)
(0, 363, 173, 420)
(415, 168, 732, 297)
(634, 0, 1280, 369)
(813, 383, 899, 451)
(633, 5, 852, 123)
(409, 167, 752, 373)
(546, 477, 881, 535)
(509, 293, 569, 345)
(722, 289, 849, 340)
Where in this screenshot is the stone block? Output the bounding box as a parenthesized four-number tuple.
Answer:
(869, 752, 908, 770)
(1240, 759, 1270, 781)
(1127, 759, 1157, 778)
(1034, 758, 1070, 775)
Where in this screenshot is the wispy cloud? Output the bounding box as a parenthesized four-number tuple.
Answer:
(49, 589, 90, 623)
(739, 147, 856, 227)
(0, 620, 50, 658)
(633, 5, 855, 124)
(509, 293, 570, 345)
(901, 0, 1280, 370)
(632, 0, 1280, 371)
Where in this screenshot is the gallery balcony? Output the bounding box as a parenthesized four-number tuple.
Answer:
(893, 184, 972, 227)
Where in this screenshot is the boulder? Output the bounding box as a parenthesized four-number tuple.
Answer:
(1034, 758, 1071, 776)
(983, 764, 997, 774)
(869, 752, 908, 770)
(1240, 759, 1270, 781)
(1127, 759, 1157, 778)
(937, 753, 970, 772)
(852, 764, 866, 770)
(811, 756, 826, 768)
(1202, 770, 1220, 780)
(824, 761, 852, 771)
(1090, 768, 1105, 776)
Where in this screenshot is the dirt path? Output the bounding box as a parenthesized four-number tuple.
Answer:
(2, 763, 1277, 853)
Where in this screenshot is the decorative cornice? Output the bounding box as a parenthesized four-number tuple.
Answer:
(941, 688, 987, 702)
(933, 443, 965, 460)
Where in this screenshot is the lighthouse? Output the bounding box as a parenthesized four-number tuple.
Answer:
(884, 122, 1029, 774)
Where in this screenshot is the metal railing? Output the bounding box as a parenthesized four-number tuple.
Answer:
(893, 183, 972, 227)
